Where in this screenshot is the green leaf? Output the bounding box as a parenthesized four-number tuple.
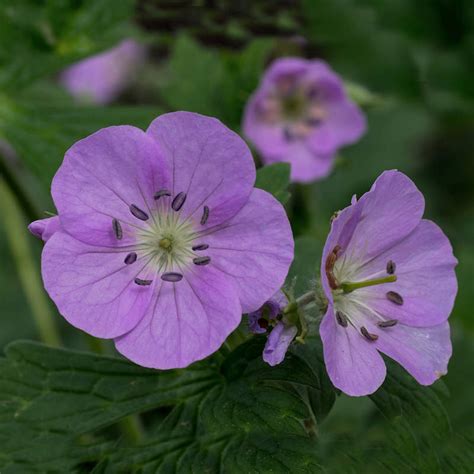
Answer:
(0, 93, 161, 196)
(0, 338, 333, 472)
(160, 35, 274, 129)
(0, 0, 136, 91)
(105, 338, 327, 472)
(255, 162, 291, 204)
(0, 341, 217, 472)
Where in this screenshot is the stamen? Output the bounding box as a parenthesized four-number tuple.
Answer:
(171, 192, 187, 211)
(124, 252, 137, 265)
(378, 319, 398, 328)
(154, 189, 171, 200)
(134, 278, 152, 286)
(129, 204, 149, 221)
(386, 260, 396, 275)
(335, 311, 348, 327)
(193, 256, 211, 266)
(360, 326, 378, 341)
(283, 127, 295, 142)
(200, 205, 209, 225)
(161, 272, 183, 282)
(341, 275, 397, 293)
(306, 117, 322, 127)
(192, 243, 209, 251)
(112, 218, 122, 240)
(325, 245, 341, 290)
(386, 291, 404, 305)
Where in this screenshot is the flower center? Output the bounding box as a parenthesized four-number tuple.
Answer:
(325, 246, 403, 338)
(111, 189, 213, 285)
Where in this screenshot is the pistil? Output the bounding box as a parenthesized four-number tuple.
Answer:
(340, 275, 397, 293)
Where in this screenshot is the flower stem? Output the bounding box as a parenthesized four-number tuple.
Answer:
(340, 275, 397, 293)
(0, 179, 61, 347)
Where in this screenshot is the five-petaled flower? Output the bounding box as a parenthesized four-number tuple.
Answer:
(320, 170, 457, 396)
(60, 39, 146, 105)
(29, 112, 294, 369)
(242, 57, 366, 183)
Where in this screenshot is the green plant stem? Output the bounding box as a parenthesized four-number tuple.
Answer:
(0, 179, 61, 346)
(0, 152, 42, 222)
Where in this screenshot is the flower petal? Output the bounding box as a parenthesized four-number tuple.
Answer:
(320, 304, 386, 396)
(373, 321, 452, 385)
(114, 265, 241, 369)
(202, 189, 294, 313)
(52, 125, 170, 247)
(355, 219, 458, 326)
(42, 232, 154, 338)
(147, 112, 256, 228)
(263, 322, 298, 366)
(308, 101, 366, 155)
(28, 216, 60, 242)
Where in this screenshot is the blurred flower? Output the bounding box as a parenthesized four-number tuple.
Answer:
(60, 39, 146, 105)
(243, 58, 366, 183)
(248, 290, 287, 334)
(320, 170, 457, 396)
(30, 112, 293, 369)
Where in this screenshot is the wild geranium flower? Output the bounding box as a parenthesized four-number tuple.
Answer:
(247, 291, 297, 366)
(320, 170, 457, 396)
(243, 57, 366, 183)
(29, 112, 294, 369)
(60, 39, 146, 105)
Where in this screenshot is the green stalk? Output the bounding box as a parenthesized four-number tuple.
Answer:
(340, 275, 397, 293)
(0, 179, 61, 346)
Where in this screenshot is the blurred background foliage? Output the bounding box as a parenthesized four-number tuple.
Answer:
(0, 0, 473, 472)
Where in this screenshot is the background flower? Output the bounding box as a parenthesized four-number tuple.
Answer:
(243, 58, 366, 183)
(60, 39, 146, 105)
(319, 170, 458, 396)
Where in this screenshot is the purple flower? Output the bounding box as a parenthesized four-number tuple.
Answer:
(243, 58, 366, 183)
(319, 170, 457, 396)
(248, 290, 287, 334)
(30, 112, 293, 369)
(263, 321, 298, 367)
(60, 39, 146, 105)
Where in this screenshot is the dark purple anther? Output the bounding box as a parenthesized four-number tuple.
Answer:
(200, 206, 209, 225)
(124, 252, 137, 265)
(171, 192, 187, 211)
(306, 117, 322, 127)
(161, 272, 183, 282)
(129, 204, 149, 221)
(360, 326, 378, 342)
(283, 127, 295, 142)
(378, 319, 398, 328)
(386, 260, 396, 275)
(154, 189, 171, 200)
(336, 311, 348, 327)
(134, 277, 152, 286)
(193, 256, 211, 266)
(192, 244, 209, 251)
(112, 218, 122, 240)
(386, 291, 404, 306)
